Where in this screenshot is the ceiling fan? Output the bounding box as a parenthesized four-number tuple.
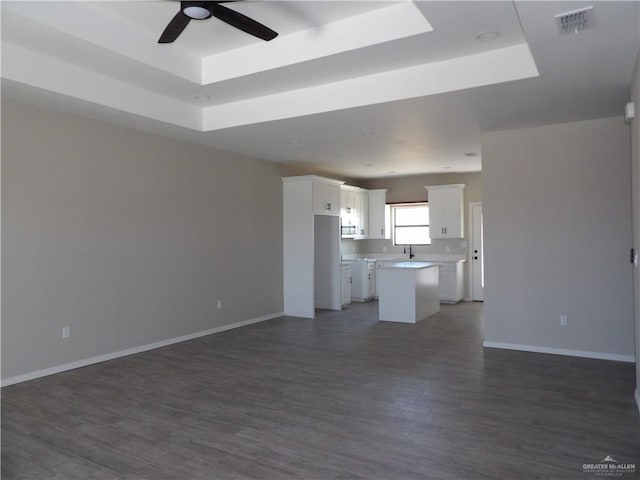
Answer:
(158, 1, 278, 44)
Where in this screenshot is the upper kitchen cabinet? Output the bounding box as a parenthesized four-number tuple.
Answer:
(340, 188, 356, 218)
(313, 177, 342, 215)
(355, 189, 369, 239)
(341, 185, 368, 238)
(425, 184, 465, 239)
(368, 189, 390, 239)
(340, 186, 358, 237)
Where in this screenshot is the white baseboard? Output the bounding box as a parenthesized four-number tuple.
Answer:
(635, 389, 640, 415)
(483, 341, 635, 363)
(1, 312, 283, 388)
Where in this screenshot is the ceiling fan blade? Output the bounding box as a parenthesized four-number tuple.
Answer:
(211, 3, 278, 41)
(158, 11, 191, 43)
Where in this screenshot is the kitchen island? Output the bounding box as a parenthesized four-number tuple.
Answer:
(377, 262, 440, 323)
(342, 254, 466, 303)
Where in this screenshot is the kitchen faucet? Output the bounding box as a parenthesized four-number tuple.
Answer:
(403, 244, 415, 259)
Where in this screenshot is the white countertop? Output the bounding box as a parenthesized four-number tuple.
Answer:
(378, 261, 440, 270)
(342, 253, 466, 263)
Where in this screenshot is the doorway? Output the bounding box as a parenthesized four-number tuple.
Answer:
(469, 202, 484, 301)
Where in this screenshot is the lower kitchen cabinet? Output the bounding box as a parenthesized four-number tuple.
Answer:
(347, 259, 376, 302)
(438, 261, 464, 303)
(341, 263, 352, 307)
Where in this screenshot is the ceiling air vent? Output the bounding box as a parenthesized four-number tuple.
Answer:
(555, 6, 594, 35)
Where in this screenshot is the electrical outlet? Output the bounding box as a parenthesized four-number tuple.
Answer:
(461, 241, 468, 248)
(217, 300, 223, 310)
(383, 246, 387, 252)
(445, 246, 451, 253)
(560, 315, 568, 326)
(62, 326, 70, 339)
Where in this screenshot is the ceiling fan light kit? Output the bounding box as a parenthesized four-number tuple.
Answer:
(183, 4, 212, 20)
(158, 0, 278, 44)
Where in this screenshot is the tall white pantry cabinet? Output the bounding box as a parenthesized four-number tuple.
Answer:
(283, 176, 344, 318)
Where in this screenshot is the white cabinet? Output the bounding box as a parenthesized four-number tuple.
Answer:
(368, 189, 390, 239)
(375, 261, 384, 297)
(340, 187, 357, 237)
(341, 186, 368, 238)
(313, 179, 341, 215)
(426, 184, 465, 238)
(438, 261, 464, 303)
(367, 261, 376, 297)
(283, 175, 344, 318)
(355, 190, 368, 239)
(347, 259, 376, 301)
(341, 264, 352, 307)
(340, 189, 356, 218)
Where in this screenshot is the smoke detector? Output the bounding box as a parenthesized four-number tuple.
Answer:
(555, 6, 594, 35)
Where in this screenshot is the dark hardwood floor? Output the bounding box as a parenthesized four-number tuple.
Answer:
(2, 301, 639, 480)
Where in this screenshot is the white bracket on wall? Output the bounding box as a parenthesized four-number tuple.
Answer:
(624, 101, 635, 124)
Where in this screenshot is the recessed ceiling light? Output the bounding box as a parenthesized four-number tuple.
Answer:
(441, 166, 452, 170)
(387, 171, 396, 174)
(464, 152, 479, 157)
(194, 94, 211, 101)
(475, 31, 500, 42)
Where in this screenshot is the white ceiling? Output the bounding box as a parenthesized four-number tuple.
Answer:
(2, 1, 639, 179)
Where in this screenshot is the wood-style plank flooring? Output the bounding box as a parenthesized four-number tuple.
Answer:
(2, 302, 639, 480)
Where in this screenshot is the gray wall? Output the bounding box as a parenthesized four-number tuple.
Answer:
(631, 50, 640, 398)
(1, 99, 285, 381)
(482, 116, 634, 358)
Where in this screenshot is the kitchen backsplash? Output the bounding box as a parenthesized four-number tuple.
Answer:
(349, 238, 468, 257)
(340, 238, 364, 256)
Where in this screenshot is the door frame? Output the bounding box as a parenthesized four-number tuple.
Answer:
(468, 202, 483, 301)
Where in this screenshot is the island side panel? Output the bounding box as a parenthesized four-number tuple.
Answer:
(415, 266, 440, 321)
(378, 268, 416, 323)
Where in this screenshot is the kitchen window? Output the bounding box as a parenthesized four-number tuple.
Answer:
(392, 203, 430, 246)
